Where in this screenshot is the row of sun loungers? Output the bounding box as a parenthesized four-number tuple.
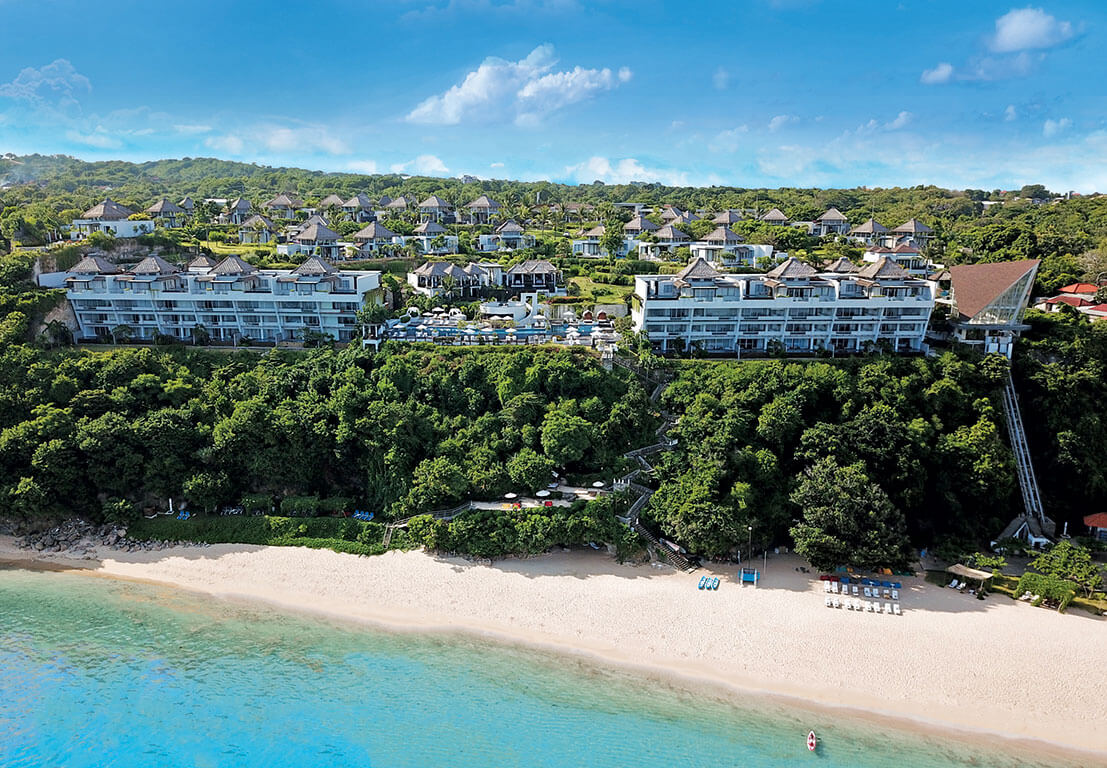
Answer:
(825, 596, 901, 615)
(824, 580, 899, 600)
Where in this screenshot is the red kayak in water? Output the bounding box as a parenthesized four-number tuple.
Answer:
(807, 731, 817, 751)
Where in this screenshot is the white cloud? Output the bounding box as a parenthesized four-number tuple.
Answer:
(390, 154, 449, 175)
(768, 114, 799, 132)
(204, 134, 245, 155)
(346, 159, 379, 174)
(0, 59, 90, 108)
(712, 67, 729, 90)
(1043, 117, 1072, 138)
(887, 110, 913, 130)
(920, 62, 954, 85)
(1004, 104, 1017, 122)
(173, 124, 211, 135)
(64, 128, 121, 149)
(709, 126, 748, 153)
(406, 44, 630, 127)
(563, 156, 689, 186)
(490, 161, 505, 168)
(990, 8, 1074, 53)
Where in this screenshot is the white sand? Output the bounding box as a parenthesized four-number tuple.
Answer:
(2, 537, 1104, 758)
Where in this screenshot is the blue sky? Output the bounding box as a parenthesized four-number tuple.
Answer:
(1, 1, 1105, 191)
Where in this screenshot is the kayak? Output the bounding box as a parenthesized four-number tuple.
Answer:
(807, 731, 817, 752)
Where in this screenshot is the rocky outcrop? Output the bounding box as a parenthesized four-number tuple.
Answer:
(12, 519, 208, 559)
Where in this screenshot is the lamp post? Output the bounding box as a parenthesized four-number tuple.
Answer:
(747, 525, 753, 569)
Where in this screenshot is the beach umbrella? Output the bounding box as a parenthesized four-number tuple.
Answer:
(432, 306, 445, 313)
(504, 492, 518, 499)
(536, 490, 550, 498)
(592, 481, 605, 488)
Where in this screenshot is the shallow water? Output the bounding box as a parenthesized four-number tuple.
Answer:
(0, 567, 1084, 767)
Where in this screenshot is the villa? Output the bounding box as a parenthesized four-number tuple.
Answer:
(318, 194, 346, 211)
(279, 221, 342, 261)
(71, 199, 153, 240)
(54, 254, 381, 344)
(689, 227, 778, 268)
(178, 196, 195, 216)
(760, 208, 789, 226)
(504, 260, 563, 295)
(631, 256, 935, 355)
(891, 218, 934, 248)
(848, 218, 889, 246)
(466, 195, 501, 225)
(862, 242, 927, 275)
(712, 210, 743, 225)
(624, 215, 659, 237)
(407, 261, 503, 298)
(409, 221, 459, 254)
(384, 196, 410, 216)
(342, 193, 375, 223)
(812, 208, 849, 237)
(571, 225, 638, 258)
(146, 199, 186, 228)
(418, 195, 454, 223)
(477, 220, 534, 252)
(221, 198, 253, 226)
(638, 224, 690, 260)
(238, 214, 276, 244)
(263, 193, 305, 220)
(353, 221, 399, 257)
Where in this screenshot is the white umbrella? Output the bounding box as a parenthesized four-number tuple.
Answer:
(504, 492, 518, 499)
(505, 327, 517, 334)
(536, 490, 550, 498)
(432, 306, 445, 313)
(592, 481, 605, 488)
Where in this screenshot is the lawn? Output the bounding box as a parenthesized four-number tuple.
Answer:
(569, 275, 633, 304)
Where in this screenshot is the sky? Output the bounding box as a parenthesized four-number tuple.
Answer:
(0, 0, 1105, 191)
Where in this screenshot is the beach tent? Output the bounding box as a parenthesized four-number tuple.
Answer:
(945, 563, 994, 586)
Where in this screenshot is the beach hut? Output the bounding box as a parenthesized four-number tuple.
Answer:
(945, 564, 994, 591)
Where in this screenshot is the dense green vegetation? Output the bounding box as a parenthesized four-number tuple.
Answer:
(0, 343, 655, 525)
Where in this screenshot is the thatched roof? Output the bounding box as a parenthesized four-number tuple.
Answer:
(712, 210, 743, 224)
(343, 193, 372, 209)
(822, 256, 858, 273)
(414, 221, 446, 235)
(766, 257, 817, 279)
(70, 255, 120, 274)
(210, 255, 257, 275)
(892, 218, 933, 234)
(354, 221, 397, 241)
(295, 222, 340, 242)
(146, 198, 184, 215)
(292, 256, 338, 276)
(81, 198, 134, 220)
(418, 195, 452, 208)
(816, 207, 847, 222)
(507, 259, 558, 275)
(655, 224, 689, 241)
(129, 255, 179, 275)
(857, 256, 910, 280)
(264, 193, 303, 209)
(318, 194, 346, 208)
(467, 195, 500, 210)
(623, 215, 659, 233)
(760, 207, 788, 222)
(676, 258, 721, 281)
(702, 226, 743, 244)
(496, 219, 524, 234)
(849, 218, 888, 235)
(241, 214, 274, 229)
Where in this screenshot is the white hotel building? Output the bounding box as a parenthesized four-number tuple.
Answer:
(631, 257, 935, 355)
(56, 254, 381, 344)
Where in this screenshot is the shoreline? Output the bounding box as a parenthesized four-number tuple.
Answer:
(1, 537, 1104, 763)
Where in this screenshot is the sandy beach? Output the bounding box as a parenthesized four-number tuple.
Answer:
(2, 536, 1104, 760)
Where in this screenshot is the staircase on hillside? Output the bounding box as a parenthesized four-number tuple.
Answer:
(994, 374, 1055, 547)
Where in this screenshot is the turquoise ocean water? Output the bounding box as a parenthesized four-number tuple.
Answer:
(0, 567, 1086, 768)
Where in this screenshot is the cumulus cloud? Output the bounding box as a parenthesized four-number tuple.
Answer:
(768, 114, 799, 132)
(855, 111, 913, 135)
(989, 7, 1074, 53)
(1004, 104, 1017, 122)
(390, 154, 449, 175)
(563, 156, 688, 186)
(173, 124, 211, 135)
(0, 59, 90, 110)
(920, 62, 954, 85)
(490, 161, 505, 168)
(406, 44, 630, 127)
(204, 134, 245, 155)
(712, 67, 729, 90)
(1043, 117, 1072, 138)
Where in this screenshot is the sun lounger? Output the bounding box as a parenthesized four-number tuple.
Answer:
(824, 580, 831, 593)
(863, 587, 872, 598)
(891, 589, 899, 600)
(851, 585, 859, 596)
(825, 596, 832, 608)
(833, 596, 841, 608)
(893, 603, 902, 616)
(947, 579, 959, 589)
(711, 577, 720, 590)
(866, 601, 875, 612)
(884, 602, 892, 614)
(698, 576, 707, 590)
(830, 581, 838, 593)
(959, 582, 969, 591)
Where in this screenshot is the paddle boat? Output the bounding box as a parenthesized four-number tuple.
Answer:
(807, 730, 817, 752)
(698, 576, 708, 590)
(711, 577, 720, 590)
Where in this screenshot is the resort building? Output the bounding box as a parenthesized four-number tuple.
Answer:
(689, 228, 778, 268)
(407, 261, 503, 298)
(946, 260, 1040, 358)
(342, 193, 375, 223)
(71, 199, 153, 240)
(352, 221, 399, 256)
(384, 196, 410, 216)
(58, 254, 381, 344)
(631, 256, 935, 355)
(848, 218, 889, 246)
(418, 195, 454, 223)
(891, 219, 934, 248)
(638, 224, 690, 260)
(409, 221, 458, 254)
(263, 193, 304, 220)
(466, 195, 501, 225)
(278, 221, 341, 261)
(476, 220, 534, 252)
(221, 198, 253, 226)
(238, 214, 276, 244)
(178, 197, 195, 215)
(812, 208, 849, 237)
(318, 194, 346, 212)
(712, 210, 743, 225)
(623, 216, 659, 237)
(504, 260, 563, 295)
(760, 208, 789, 226)
(146, 199, 186, 228)
(570, 225, 638, 258)
(862, 242, 926, 275)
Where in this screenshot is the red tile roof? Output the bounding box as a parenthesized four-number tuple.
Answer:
(1084, 513, 1107, 529)
(1083, 303, 1107, 314)
(949, 260, 1040, 321)
(1059, 282, 1098, 295)
(1045, 295, 1091, 307)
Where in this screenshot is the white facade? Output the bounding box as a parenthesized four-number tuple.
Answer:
(60, 257, 381, 344)
(690, 242, 778, 268)
(631, 258, 935, 355)
(71, 218, 154, 239)
(476, 232, 535, 252)
(571, 236, 638, 258)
